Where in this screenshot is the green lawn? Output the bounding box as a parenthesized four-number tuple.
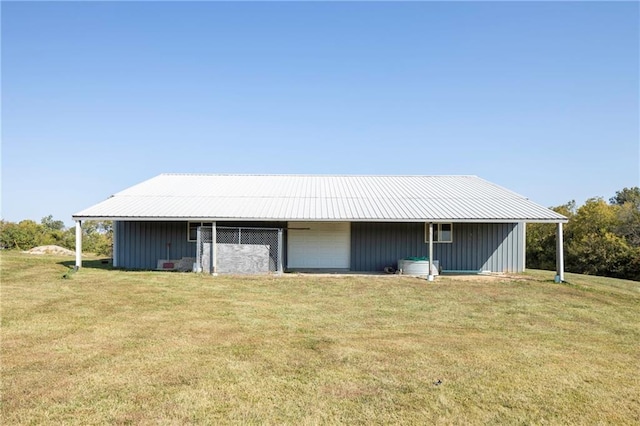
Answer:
(2, 251, 639, 424)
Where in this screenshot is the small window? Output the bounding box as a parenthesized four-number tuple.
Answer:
(187, 222, 213, 242)
(425, 223, 453, 243)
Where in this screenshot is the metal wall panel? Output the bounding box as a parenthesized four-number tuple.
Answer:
(113, 220, 288, 270)
(114, 221, 196, 269)
(433, 222, 524, 272)
(115, 220, 523, 273)
(350, 222, 524, 273)
(350, 222, 425, 272)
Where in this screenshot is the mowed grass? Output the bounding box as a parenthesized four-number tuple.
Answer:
(2, 252, 639, 424)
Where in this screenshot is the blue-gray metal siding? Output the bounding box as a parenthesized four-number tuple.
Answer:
(115, 220, 524, 272)
(350, 222, 524, 273)
(113, 220, 288, 270)
(114, 221, 196, 270)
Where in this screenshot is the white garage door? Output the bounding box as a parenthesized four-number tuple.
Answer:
(287, 222, 351, 269)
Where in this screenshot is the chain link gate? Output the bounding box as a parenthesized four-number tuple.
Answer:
(196, 226, 283, 274)
(195, 226, 214, 273)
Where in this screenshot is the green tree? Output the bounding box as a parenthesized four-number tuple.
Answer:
(40, 215, 66, 246)
(60, 227, 77, 251)
(0, 220, 47, 250)
(82, 221, 113, 256)
(564, 198, 632, 279)
(568, 197, 617, 238)
(607, 189, 640, 279)
(622, 247, 640, 281)
(526, 201, 575, 270)
(41, 215, 65, 231)
(1, 216, 113, 257)
(0, 220, 19, 249)
(56, 221, 113, 256)
(608, 187, 640, 249)
(609, 187, 640, 208)
(567, 231, 632, 278)
(615, 201, 640, 247)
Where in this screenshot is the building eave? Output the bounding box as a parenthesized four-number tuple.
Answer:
(72, 215, 568, 224)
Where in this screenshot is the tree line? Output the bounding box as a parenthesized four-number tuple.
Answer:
(0, 216, 113, 256)
(527, 187, 640, 281)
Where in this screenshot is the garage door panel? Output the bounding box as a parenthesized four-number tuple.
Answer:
(288, 222, 350, 268)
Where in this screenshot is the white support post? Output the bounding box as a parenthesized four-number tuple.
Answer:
(522, 222, 527, 271)
(196, 227, 202, 272)
(428, 222, 434, 281)
(75, 220, 82, 269)
(556, 222, 564, 283)
(212, 221, 218, 276)
(277, 228, 284, 274)
(112, 221, 118, 267)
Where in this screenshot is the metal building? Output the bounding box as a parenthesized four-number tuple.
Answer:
(72, 174, 567, 280)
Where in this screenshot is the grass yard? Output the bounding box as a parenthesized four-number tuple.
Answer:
(1, 251, 639, 424)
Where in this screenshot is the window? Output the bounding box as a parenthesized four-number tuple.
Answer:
(425, 223, 453, 243)
(187, 222, 213, 242)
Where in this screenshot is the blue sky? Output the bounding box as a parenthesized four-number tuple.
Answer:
(2, 1, 638, 226)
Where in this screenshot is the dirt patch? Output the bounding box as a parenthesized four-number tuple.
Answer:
(24, 245, 75, 256)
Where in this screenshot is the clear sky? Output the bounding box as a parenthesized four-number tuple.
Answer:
(2, 1, 638, 226)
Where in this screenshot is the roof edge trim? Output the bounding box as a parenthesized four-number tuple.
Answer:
(72, 215, 568, 224)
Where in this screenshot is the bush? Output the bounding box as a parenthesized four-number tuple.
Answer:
(0, 217, 112, 256)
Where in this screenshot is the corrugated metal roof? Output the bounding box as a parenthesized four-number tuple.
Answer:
(73, 174, 567, 223)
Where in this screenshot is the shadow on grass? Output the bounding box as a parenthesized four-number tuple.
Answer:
(58, 258, 113, 271)
(57, 259, 185, 274)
